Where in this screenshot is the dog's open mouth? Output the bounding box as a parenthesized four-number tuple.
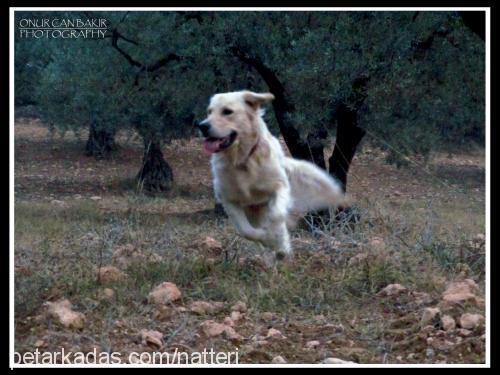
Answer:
(203, 131, 237, 155)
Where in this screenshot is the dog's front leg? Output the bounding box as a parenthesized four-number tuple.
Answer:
(262, 187, 293, 258)
(222, 201, 267, 242)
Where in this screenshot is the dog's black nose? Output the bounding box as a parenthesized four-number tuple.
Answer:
(197, 120, 211, 137)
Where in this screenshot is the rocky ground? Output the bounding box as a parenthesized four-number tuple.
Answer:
(14, 118, 486, 364)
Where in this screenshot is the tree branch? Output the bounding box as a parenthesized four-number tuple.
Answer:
(111, 29, 183, 74)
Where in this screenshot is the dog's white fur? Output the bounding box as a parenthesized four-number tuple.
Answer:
(201, 90, 345, 258)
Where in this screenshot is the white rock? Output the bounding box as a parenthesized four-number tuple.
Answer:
(148, 282, 182, 305)
(197, 236, 223, 255)
(45, 299, 85, 329)
(189, 301, 221, 315)
(231, 301, 247, 313)
(200, 320, 226, 337)
(230, 310, 243, 323)
(377, 284, 407, 297)
(139, 329, 164, 349)
(421, 307, 440, 326)
(440, 315, 456, 331)
(459, 313, 484, 330)
(266, 328, 286, 340)
(442, 279, 479, 306)
(321, 357, 356, 364)
(271, 356, 287, 364)
(306, 340, 320, 349)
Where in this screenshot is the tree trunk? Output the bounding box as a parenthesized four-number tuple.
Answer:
(85, 120, 116, 159)
(306, 128, 328, 169)
(328, 103, 366, 192)
(136, 140, 173, 192)
(230, 46, 316, 163)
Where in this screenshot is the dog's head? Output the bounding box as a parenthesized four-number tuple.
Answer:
(197, 91, 274, 155)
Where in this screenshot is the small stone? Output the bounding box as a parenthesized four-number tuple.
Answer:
(223, 325, 244, 342)
(421, 307, 440, 326)
(421, 325, 436, 335)
(457, 328, 472, 337)
(442, 279, 479, 306)
(442, 292, 478, 306)
(473, 233, 485, 243)
(231, 301, 247, 313)
(321, 357, 356, 364)
(266, 328, 286, 340)
(435, 330, 446, 337)
(444, 279, 478, 295)
(459, 313, 484, 330)
(306, 340, 320, 349)
(271, 356, 287, 364)
(153, 306, 176, 321)
(200, 320, 226, 337)
(440, 315, 456, 331)
(45, 299, 85, 329)
(412, 291, 431, 306)
(189, 301, 216, 315)
(139, 329, 164, 349)
(377, 284, 407, 297)
(34, 340, 44, 347)
(90, 196, 102, 201)
(197, 236, 223, 256)
(223, 317, 235, 327)
(148, 282, 181, 305)
(230, 310, 243, 323)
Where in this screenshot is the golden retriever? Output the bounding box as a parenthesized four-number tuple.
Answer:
(198, 90, 346, 258)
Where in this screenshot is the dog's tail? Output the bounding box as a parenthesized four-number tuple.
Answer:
(284, 157, 349, 216)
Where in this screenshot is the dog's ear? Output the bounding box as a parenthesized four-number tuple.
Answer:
(243, 91, 275, 109)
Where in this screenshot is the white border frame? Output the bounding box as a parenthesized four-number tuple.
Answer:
(9, 6, 491, 368)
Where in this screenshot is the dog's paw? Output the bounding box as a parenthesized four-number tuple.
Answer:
(275, 249, 293, 261)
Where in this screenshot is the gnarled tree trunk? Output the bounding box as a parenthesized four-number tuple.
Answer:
(136, 140, 173, 192)
(85, 120, 116, 159)
(328, 103, 366, 193)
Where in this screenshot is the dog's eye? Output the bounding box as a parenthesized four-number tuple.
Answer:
(222, 108, 233, 116)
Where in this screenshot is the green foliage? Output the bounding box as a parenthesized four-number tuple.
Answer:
(17, 10, 485, 162)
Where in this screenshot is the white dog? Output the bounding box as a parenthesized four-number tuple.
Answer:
(198, 90, 346, 258)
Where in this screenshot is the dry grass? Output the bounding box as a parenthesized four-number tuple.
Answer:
(14, 118, 486, 364)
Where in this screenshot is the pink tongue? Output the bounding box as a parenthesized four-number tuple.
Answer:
(203, 139, 223, 155)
